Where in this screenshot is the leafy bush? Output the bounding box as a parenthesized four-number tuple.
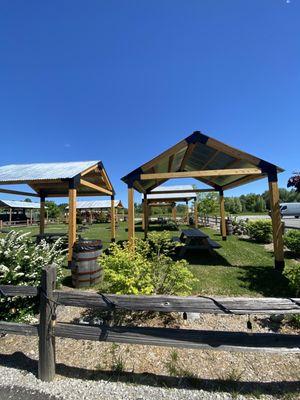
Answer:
(0, 231, 66, 322)
(284, 230, 300, 255)
(247, 220, 273, 243)
(231, 218, 248, 236)
(283, 262, 300, 296)
(100, 232, 197, 295)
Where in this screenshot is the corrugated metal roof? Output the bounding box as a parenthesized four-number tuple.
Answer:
(151, 185, 194, 192)
(0, 199, 41, 209)
(0, 161, 99, 183)
(67, 200, 123, 209)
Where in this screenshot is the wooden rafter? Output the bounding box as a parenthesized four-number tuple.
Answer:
(200, 150, 220, 170)
(149, 188, 216, 194)
(142, 140, 188, 171)
(179, 143, 197, 171)
(222, 174, 266, 190)
(0, 188, 39, 197)
(168, 154, 174, 172)
(81, 164, 99, 176)
(80, 179, 113, 195)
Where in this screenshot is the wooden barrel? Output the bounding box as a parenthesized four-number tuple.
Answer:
(71, 240, 103, 288)
(226, 218, 233, 235)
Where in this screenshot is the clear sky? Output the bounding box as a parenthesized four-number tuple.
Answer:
(0, 0, 299, 205)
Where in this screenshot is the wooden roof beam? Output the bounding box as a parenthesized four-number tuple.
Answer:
(80, 179, 113, 195)
(0, 187, 40, 197)
(141, 168, 262, 180)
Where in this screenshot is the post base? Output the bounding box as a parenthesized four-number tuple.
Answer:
(222, 236, 227, 241)
(111, 238, 116, 243)
(275, 260, 285, 271)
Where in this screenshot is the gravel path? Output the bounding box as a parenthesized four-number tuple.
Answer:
(0, 365, 274, 400)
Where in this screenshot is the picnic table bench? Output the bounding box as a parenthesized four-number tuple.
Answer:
(173, 228, 221, 257)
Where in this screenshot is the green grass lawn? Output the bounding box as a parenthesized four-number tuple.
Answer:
(2, 222, 295, 297)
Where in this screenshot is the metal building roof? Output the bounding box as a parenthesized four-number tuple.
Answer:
(0, 161, 114, 197)
(0, 199, 41, 209)
(122, 131, 284, 193)
(72, 200, 124, 209)
(146, 185, 197, 202)
(0, 161, 99, 182)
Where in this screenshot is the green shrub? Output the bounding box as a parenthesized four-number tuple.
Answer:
(100, 232, 197, 295)
(247, 220, 272, 243)
(0, 230, 66, 322)
(283, 262, 300, 296)
(232, 218, 248, 236)
(284, 230, 300, 255)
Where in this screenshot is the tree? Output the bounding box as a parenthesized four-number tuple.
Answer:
(288, 173, 300, 193)
(198, 193, 219, 215)
(24, 198, 32, 202)
(45, 201, 60, 219)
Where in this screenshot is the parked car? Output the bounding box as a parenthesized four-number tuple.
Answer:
(280, 202, 300, 218)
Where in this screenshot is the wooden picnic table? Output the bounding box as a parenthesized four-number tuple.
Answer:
(175, 228, 221, 257)
(34, 232, 67, 244)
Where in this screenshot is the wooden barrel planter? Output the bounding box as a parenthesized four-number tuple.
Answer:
(226, 218, 233, 235)
(71, 240, 103, 288)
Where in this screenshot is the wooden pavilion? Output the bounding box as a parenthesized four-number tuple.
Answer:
(0, 199, 43, 226)
(0, 161, 115, 265)
(122, 131, 285, 270)
(67, 199, 124, 223)
(143, 185, 198, 228)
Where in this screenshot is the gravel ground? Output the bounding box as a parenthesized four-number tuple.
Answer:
(0, 365, 281, 400)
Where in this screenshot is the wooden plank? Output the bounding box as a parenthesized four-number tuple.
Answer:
(172, 204, 177, 222)
(100, 167, 113, 191)
(200, 150, 220, 170)
(0, 188, 39, 197)
(80, 163, 99, 176)
(141, 168, 262, 180)
(53, 323, 300, 353)
(194, 200, 198, 228)
(111, 196, 116, 242)
(68, 188, 77, 263)
(222, 174, 266, 190)
(143, 194, 149, 238)
(127, 187, 135, 245)
(0, 285, 38, 297)
(0, 321, 38, 336)
(269, 179, 285, 270)
(80, 179, 113, 195)
(179, 143, 197, 171)
(53, 291, 300, 315)
(40, 197, 45, 235)
(38, 265, 56, 382)
(168, 154, 174, 172)
(219, 192, 226, 240)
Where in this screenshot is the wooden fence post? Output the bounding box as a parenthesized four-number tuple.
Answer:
(38, 265, 56, 382)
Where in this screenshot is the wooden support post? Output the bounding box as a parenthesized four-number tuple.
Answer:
(0, 219, 2, 229)
(172, 203, 177, 222)
(142, 199, 145, 231)
(194, 200, 198, 228)
(68, 184, 77, 266)
(30, 209, 33, 225)
(268, 171, 285, 270)
(40, 196, 45, 235)
(111, 195, 116, 242)
(38, 265, 56, 382)
(46, 210, 49, 224)
(219, 190, 226, 241)
(143, 194, 148, 238)
(128, 186, 135, 246)
(8, 208, 12, 226)
(186, 200, 189, 225)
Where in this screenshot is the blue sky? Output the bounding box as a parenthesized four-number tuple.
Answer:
(0, 0, 299, 205)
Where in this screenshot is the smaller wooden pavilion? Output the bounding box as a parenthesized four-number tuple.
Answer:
(0, 199, 42, 226)
(69, 199, 124, 223)
(0, 161, 115, 265)
(122, 131, 285, 270)
(144, 185, 197, 229)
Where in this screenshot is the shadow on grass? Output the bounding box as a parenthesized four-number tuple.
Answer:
(0, 352, 298, 398)
(237, 265, 293, 297)
(173, 250, 232, 267)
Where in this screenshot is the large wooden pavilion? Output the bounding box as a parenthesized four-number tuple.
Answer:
(0, 161, 115, 265)
(122, 131, 284, 270)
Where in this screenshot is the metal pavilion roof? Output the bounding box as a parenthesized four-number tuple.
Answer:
(146, 185, 197, 202)
(0, 161, 114, 197)
(0, 199, 41, 209)
(68, 200, 124, 209)
(122, 131, 284, 193)
(0, 161, 99, 182)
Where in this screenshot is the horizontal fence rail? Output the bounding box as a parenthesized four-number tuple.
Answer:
(1, 321, 300, 354)
(1, 265, 300, 382)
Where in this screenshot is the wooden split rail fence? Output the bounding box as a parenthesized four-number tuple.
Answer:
(1, 265, 300, 382)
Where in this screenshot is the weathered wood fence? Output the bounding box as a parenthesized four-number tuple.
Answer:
(1, 265, 300, 382)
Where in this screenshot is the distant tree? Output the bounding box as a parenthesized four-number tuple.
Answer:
(24, 198, 32, 202)
(45, 201, 60, 219)
(288, 173, 300, 193)
(198, 193, 219, 215)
